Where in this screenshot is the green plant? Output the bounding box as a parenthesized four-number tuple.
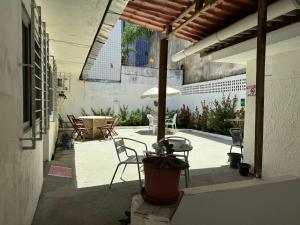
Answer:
(141, 106, 153, 125)
(81, 108, 88, 116)
(128, 109, 143, 126)
(207, 95, 238, 135)
(178, 104, 192, 128)
(166, 109, 177, 120)
(119, 105, 129, 124)
(91, 107, 100, 116)
(122, 23, 153, 65)
(199, 101, 210, 132)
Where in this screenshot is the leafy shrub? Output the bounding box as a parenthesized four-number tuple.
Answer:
(119, 105, 129, 125)
(91, 107, 100, 116)
(178, 104, 192, 128)
(81, 108, 89, 116)
(118, 105, 153, 126)
(141, 106, 153, 125)
(207, 95, 238, 135)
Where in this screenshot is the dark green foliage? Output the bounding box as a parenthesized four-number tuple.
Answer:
(177, 104, 192, 128)
(81, 108, 88, 116)
(207, 95, 238, 135)
(192, 95, 239, 135)
(90, 107, 114, 116)
(118, 105, 153, 126)
(122, 23, 153, 65)
(91, 107, 100, 116)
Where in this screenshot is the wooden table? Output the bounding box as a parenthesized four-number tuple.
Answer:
(78, 116, 113, 139)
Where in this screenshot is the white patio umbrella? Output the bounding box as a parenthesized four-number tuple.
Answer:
(140, 87, 181, 99)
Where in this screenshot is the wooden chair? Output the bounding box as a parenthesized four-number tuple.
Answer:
(98, 118, 115, 139)
(67, 115, 91, 140)
(111, 116, 120, 136)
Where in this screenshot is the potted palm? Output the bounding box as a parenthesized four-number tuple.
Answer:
(142, 140, 189, 205)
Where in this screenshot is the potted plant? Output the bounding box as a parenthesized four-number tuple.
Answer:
(142, 140, 189, 205)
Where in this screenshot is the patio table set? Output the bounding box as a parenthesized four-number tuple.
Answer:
(67, 115, 119, 140)
(109, 136, 193, 189)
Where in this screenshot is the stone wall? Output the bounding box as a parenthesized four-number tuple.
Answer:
(148, 32, 246, 84)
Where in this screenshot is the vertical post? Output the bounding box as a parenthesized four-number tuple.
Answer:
(157, 38, 168, 141)
(254, 0, 267, 178)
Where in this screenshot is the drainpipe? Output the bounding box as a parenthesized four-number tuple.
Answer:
(171, 0, 300, 62)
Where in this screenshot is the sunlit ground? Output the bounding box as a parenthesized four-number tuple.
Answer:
(74, 127, 233, 188)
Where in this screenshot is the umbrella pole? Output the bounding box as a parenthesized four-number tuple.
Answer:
(157, 38, 168, 141)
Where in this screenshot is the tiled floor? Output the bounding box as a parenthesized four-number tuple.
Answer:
(32, 128, 250, 225)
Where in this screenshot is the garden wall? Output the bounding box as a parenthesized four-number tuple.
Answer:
(60, 66, 183, 118)
(60, 66, 246, 125)
(177, 74, 246, 112)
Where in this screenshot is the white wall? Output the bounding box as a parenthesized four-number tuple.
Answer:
(0, 1, 57, 225)
(244, 49, 300, 177)
(60, 69, 247, 120)
(88, 21, 122, 81)
(60, 67, 183, 118)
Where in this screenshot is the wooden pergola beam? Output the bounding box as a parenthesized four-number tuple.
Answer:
(170, 1, 196, 26)
(169, 0, 223, 37)
(120, 16, 164, 31)
(157, 38, 168, 141)
(254, 0, 267, 178)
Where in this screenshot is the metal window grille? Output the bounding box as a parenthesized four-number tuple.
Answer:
(41, 22, 50, 132)
(49, 56, 58, 121)
(21, 0, 54, 149)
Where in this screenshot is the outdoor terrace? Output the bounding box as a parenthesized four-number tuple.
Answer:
(32, 127, 250, 225)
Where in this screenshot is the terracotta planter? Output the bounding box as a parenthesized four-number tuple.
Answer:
(143, 162, 181, 205)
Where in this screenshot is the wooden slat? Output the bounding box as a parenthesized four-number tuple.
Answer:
(169, 0, 223, 36)
(125, 5, 175, 21)
(120, 15, 164, 31)
(133, 0, 186, 12)
(122, 12, 166, 27)
(128, 1, 180, 16)
(123, 8, 170, 24)
(170, 1, 197, 26)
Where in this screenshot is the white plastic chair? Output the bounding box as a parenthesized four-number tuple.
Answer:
(147, 114, 157, 135)
(165, 113, 177, 129)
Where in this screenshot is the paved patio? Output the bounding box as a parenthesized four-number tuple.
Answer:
(32, 127, 250, 225)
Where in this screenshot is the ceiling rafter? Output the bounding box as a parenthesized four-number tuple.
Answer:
(168, 0, 223, 37)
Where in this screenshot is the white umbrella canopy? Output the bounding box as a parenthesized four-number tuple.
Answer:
(141, 87, 181, 99)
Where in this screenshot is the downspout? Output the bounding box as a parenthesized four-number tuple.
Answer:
(171, 0, 300, 62)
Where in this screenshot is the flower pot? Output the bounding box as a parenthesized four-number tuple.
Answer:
(227, 153, 242, 169)
(142, 156, 187, 205)
(239, 163, 251, 176)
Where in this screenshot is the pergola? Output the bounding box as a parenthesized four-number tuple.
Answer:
(120, 0, 274, 178)
(82, 0, 300, 177)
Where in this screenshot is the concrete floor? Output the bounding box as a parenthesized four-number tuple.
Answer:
(32, 127, 250, 225)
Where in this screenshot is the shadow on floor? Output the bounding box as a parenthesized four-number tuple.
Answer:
(180, 129, 232, 145)
(32, 148, 251, 225)
(136, 129, 175, 136)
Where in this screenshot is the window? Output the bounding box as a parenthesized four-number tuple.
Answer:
(22, 7, 32, 130)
